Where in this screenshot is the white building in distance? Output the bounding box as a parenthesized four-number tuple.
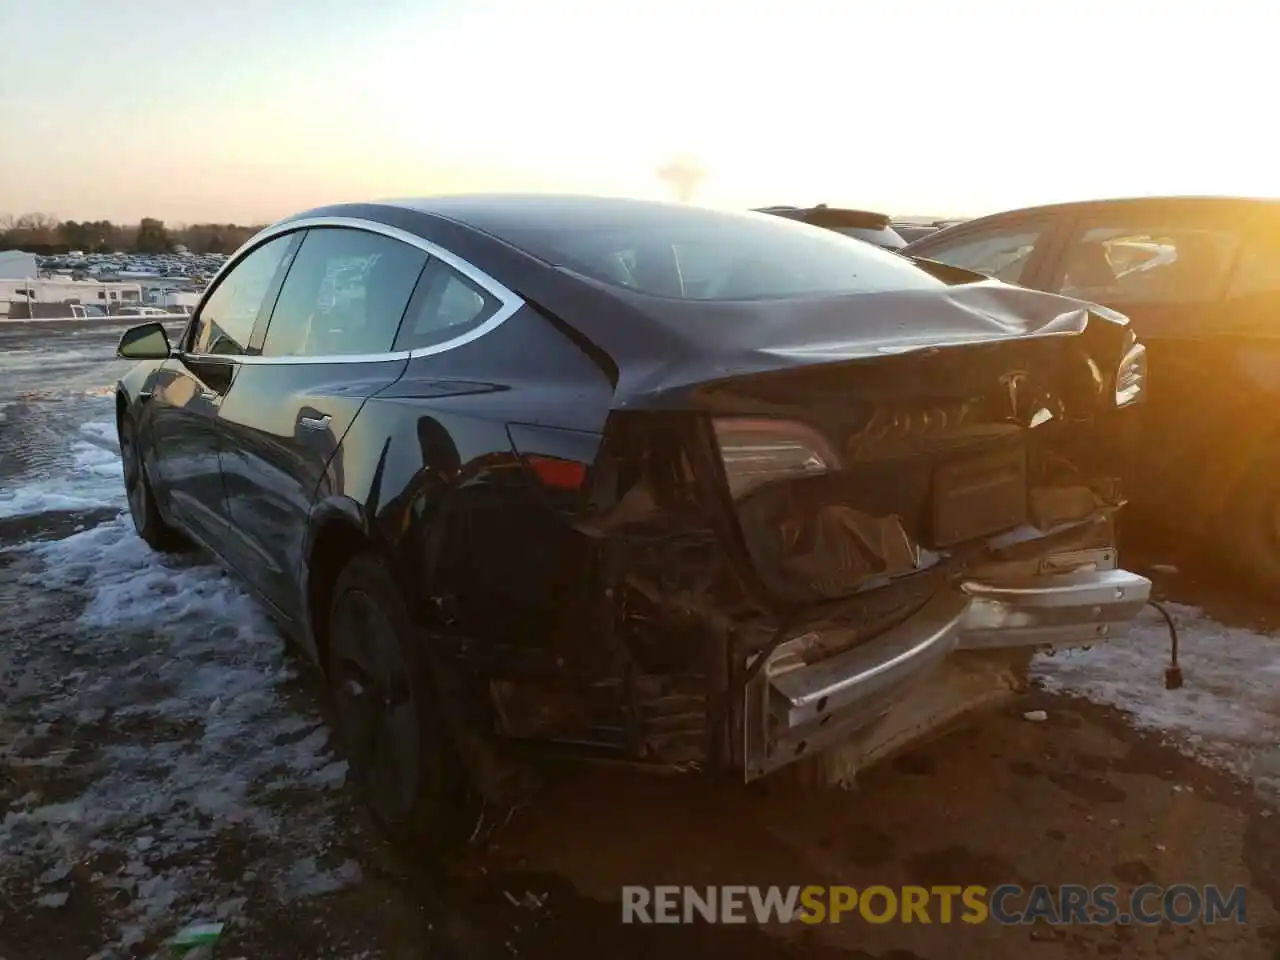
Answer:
(0, 250, 38, 279)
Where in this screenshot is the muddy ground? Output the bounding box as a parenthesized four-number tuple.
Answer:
(2, 318, 1278, 959)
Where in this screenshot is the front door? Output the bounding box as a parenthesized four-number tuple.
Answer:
(148, 357, 235, 546)
(149, 233, 298, 548)
(216, 226, 427, 620)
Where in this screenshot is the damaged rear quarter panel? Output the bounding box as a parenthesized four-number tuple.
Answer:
(302, 302, 615, 648)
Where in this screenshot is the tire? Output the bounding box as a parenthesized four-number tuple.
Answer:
(326, 552, 479, 850)
(118, 411, 184, 552)
(1220, 453, 1280, 595)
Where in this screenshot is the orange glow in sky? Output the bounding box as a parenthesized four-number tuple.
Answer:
(1, 0, 1277, 223)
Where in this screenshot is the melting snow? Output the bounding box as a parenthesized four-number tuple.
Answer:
(0, 418, 125, 519)
(1033, 603, 1280, 792)
(0, 501, 358, 954)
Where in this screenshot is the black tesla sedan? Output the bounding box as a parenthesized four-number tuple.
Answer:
(115, 195, 1151, 845)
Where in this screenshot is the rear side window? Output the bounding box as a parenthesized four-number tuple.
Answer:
(394, 259, 500, 352)
(917, 228, 1043, 285)
(260, 227, 427, 358)
(1056, 224, 1240, 304)
(519, 214, 943, 301)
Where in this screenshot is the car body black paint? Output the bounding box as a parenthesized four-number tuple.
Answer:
(217, 357, 411, 620)
(115, 194, 1145, 780)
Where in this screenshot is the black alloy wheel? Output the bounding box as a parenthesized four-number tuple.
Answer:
(327, 552, 478, 849)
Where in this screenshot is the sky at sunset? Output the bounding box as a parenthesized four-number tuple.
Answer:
(1, 0, 1276, 225)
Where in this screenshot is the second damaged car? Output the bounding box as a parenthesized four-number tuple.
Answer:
(112, 195, 1151, 842)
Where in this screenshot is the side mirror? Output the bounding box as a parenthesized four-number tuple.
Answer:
(117, 321, 172, 360)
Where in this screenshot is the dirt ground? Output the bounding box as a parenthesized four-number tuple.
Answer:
(2, 318, 1279, 959)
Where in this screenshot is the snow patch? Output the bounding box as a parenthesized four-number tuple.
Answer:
(0, 418, 124, 519)
(1032, 603, 1280, 792)
(0, 516, 354, 953)
(279, 856, 364, 902)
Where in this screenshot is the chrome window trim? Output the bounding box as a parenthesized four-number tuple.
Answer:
(182, 215, 525, 366)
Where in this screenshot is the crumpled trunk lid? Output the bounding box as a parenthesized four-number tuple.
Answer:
(684, 309, 1133, 608)
(608, 280, 1131, 408)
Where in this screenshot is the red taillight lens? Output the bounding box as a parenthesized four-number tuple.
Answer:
(525, 455, 588, 490)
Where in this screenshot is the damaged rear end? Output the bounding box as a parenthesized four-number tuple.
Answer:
(501, 280, 1151, 782)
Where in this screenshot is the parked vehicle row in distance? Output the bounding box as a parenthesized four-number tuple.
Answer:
(755, 205, 909, 250)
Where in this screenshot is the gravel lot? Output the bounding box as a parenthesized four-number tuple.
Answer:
(3, 318, 1280, 959)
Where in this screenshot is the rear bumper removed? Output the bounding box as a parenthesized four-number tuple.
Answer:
(741, 564, 1151, 780)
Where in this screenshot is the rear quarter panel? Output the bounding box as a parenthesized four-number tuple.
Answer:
(304, 304, 615, 642)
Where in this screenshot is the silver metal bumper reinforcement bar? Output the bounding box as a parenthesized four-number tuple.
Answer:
(742, 565, 1152, 779)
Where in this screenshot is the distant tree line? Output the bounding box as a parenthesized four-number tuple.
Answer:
(0, 213, 266, 256)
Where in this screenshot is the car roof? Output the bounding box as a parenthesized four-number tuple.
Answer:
(289, 195, 909, 253)
(375, 193, 767, 246)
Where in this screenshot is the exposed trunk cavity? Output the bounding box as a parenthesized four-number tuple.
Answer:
(688, 333, 1128, 607)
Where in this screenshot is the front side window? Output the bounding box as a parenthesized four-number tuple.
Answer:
(261, 227, 427, 358)
(1226, 236, 1280, 299)
(918, 228, 1043, 285)
(394, 258, 499, 352)
(1219, 233, 1280, 327)
(190, 233, 294, 356)
(1056, 224, 1240, 305)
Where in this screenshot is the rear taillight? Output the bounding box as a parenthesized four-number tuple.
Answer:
(712, 418, 839, 498)
(525, 455, 588, 490)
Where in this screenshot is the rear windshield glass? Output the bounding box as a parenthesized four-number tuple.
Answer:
(529, 214, 945, 301)
(834, 226, 907, 250)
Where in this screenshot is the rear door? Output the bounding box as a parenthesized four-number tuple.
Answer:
(148, 232, 298, 548)
(214, 225, 426, 620)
